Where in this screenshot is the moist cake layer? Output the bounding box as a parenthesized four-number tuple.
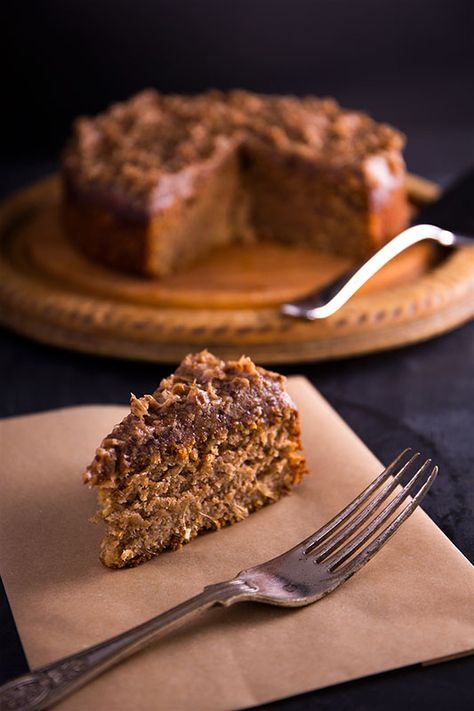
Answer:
(84, 351, 307, 568)
(62, 90, 409, 276)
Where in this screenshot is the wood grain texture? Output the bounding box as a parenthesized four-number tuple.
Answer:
(0, 173, 472, 364)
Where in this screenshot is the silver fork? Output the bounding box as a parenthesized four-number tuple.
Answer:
(281, 224, 472, 320)
(0, 449, 438, 711)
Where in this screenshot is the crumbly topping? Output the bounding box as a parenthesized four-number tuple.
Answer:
(84, 350, 295, 486)
(63, 89, 404, 200)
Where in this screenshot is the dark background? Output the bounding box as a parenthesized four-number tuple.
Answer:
(3, 0, 474, 182)
(1, 2, 473, 710)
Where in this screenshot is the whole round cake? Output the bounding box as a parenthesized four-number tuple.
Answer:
(61, 90, 409, 277)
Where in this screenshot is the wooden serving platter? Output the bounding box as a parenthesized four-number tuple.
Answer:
(0, 174, 473, 364)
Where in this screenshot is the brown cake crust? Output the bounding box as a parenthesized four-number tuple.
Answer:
(62, 90, 409, 276)
(85, 351, 307, 568)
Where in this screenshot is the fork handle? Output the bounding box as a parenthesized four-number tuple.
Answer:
(281, 224, 467, 320)
(0, 579, 250, 711)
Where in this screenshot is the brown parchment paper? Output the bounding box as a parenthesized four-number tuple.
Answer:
(0, 377, 473, 711)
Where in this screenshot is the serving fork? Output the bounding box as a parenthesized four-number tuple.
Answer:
(281, 223, 472, 320)
(0, 448, 438, 711)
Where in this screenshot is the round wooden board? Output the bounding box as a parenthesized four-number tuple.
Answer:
(0, 174, 473, 364)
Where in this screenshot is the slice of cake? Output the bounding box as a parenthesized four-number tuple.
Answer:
(62, 90, 409, 277)
(84, 351, 307, 568)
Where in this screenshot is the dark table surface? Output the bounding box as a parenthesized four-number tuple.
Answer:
(0, 161, 473, 711)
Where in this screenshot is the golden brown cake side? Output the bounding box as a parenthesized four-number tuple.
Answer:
(84, 351, 308, 568)
(63, 142, 248, 277)
(62, 90, 409, 275)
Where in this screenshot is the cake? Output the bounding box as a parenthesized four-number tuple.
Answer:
(84, 351, 307, 568)
(62, 90, 409, 277)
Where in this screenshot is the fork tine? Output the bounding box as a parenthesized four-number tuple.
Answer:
(325, 458, 433, 570)
(307, 451, 422, 560)
(329, 463, 438, 576)
(329, 459, 438, 579)
(302, 448, 414, 551)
